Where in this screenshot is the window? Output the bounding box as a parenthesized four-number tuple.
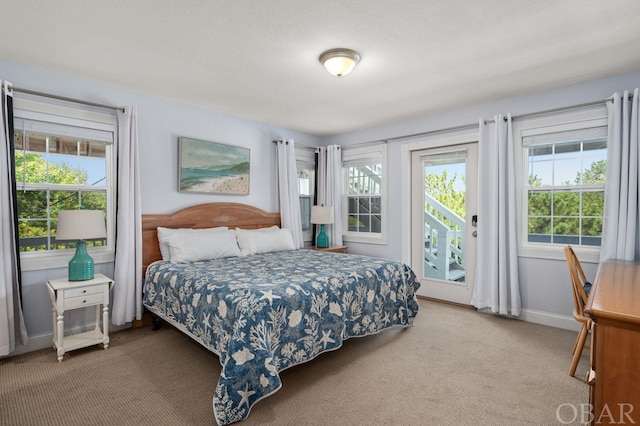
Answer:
(13, 98, 116, 271)
(516, 108, 607, 260)
(296, 148, 315, 242)
(342, 144, 387, 244)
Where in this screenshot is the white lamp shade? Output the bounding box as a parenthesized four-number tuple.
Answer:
(310, 205, 334, 225)
(56, 210, 107, 241)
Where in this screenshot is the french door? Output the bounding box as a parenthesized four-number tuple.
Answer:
(411, 143, 478, 305)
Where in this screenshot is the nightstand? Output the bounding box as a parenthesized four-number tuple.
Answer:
(305, 245, 348, 253)
(46, 273, 114, 362)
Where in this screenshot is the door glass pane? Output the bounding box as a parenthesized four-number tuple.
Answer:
(422, 151, 467, 284)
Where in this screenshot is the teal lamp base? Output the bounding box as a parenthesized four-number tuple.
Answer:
(68, 240, 94, 281)
(316, 224, 330, 248)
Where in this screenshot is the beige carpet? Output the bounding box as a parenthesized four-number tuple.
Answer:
(0, 299, 589, 425)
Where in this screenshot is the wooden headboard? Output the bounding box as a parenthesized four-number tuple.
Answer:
(142, 202, 281, 275)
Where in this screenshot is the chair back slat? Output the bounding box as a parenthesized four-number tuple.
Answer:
(563, 244, 592, 377)
(563, 245, 589, 318)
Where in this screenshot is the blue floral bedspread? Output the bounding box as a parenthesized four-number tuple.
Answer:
(143, 249, 420, 425)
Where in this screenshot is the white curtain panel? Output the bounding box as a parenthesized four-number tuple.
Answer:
(276, 139, 303, 248)
(0, 80, 28, 355)
(112, 106, 143, 326)
(316, 147, 327, 204)
(471, 114, 521, 317)
(316, 145, 343, 246)
(326, 145, 343, 245)
(601, 89, 640, 262)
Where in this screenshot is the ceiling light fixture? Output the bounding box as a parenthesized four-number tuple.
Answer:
(319, 48, 360, 78)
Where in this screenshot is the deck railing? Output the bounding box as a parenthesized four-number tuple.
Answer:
(423, 193, 466, 281)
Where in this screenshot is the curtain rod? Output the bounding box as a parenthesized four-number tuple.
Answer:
(359, 94, 624, 144)
(271, 139, 316, 151)
(12, 86, 124, 113)
(350, 122, 479, 148)
(483, 98, 614, 125)
(384, 122, 480, 143)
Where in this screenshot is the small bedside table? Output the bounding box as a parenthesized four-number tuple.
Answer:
(305, 245, 348, 253)
(46, 273, 114, 362)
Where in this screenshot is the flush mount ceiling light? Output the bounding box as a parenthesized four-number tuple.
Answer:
(319, 48, 360, 78)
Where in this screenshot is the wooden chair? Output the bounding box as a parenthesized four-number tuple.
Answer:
(563, 245, 592, 377)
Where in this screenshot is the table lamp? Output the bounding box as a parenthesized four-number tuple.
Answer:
(55, 210, 107, 281)
(310, 205, 334, 248)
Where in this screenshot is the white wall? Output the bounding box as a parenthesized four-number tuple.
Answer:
(0, 58, 322, 355)
(325, 70, 640, 329)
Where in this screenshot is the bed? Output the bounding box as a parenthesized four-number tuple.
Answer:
(141, 203, 420, 425)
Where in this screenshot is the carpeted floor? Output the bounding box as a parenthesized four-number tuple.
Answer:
(0, 299, 589, 425)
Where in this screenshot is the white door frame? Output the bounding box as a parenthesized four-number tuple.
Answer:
(401, 131, 479, 267)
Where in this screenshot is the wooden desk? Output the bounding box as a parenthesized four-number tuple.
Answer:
(585, 261, 640, 425)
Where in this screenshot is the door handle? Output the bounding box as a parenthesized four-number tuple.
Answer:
(471, 215, 478, 227)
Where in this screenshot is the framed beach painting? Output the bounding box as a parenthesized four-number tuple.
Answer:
(178, 137, 250, 195)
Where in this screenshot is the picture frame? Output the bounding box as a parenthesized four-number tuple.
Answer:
(178, 137, 250, 195)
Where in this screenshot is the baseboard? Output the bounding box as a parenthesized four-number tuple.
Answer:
(518, 308, 581, 332)
(417, 295, 476, 310)
(7, 331, 55, 357)
(419, 296, 580, 332)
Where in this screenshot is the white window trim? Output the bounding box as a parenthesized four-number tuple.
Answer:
(513, 107, 607, 263)
(14, 97, 117, 271)
(295, 147, 316, 243)
(342, 143, 387, 245)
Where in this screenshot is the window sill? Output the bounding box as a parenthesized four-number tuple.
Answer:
(343, 234, 387, 245)
(518, 244, 600, 264)
(20, 249, 115, 272)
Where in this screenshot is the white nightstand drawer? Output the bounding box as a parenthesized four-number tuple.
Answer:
(65, 286, 104, 298)
(64, 293, 105, 309)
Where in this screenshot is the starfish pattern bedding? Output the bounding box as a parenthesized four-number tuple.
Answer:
(143, 249, 420, 425)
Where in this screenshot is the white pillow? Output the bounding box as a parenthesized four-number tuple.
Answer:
(236, 227, 295, 256)
(157, 226, 228, 261)
(166, 229, 241, 263)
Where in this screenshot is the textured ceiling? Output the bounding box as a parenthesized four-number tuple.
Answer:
(2, 1, 640, 136)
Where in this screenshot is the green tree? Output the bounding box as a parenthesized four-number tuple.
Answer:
(528, 159, 606, 239)
(15, 152, 105, 251)
(425, 170, 465, 218)
(529, 174, 542, 186)
(576, 159, 606, 184)
(16, 152, 87, 185)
